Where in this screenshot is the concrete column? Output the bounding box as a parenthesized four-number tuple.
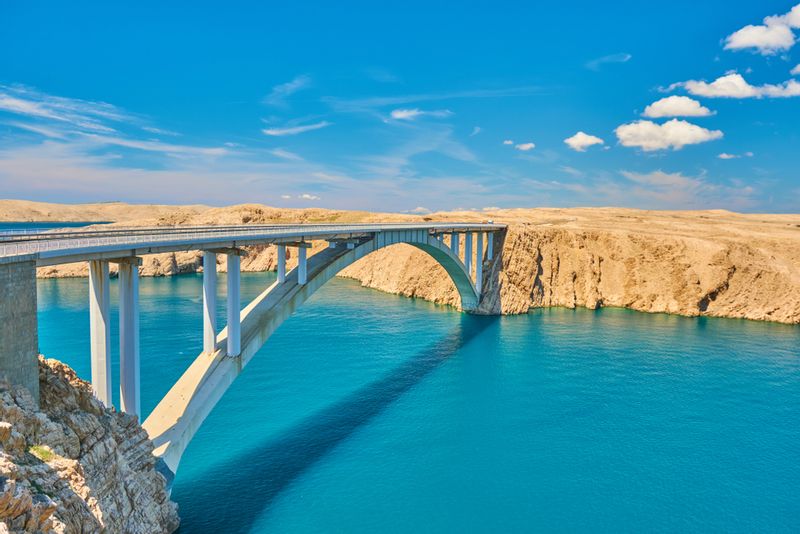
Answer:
(89, 260, 112, 407)
(277, 245, 286, 283)
(202, 252, 217, 354)
(476, 232, 484, 294)
(487, 232, 494, 259)
(464, 233, 473, 276)
(0, 260, 39, 405)
(451, 233, 459, 257)
(226, 254, 241, 357)
(297, 246, 307, 285)
(118, 260, 140, 418)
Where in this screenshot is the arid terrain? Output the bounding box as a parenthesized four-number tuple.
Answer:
(2, 200, 799, 324)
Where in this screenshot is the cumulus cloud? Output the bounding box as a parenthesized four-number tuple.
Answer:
(718, 151, 754, 159)
(669, 72, 800, 98)
(262, 120, 332, 136)
(502, 140, 513, 145)
(514, 142, 535, 151)
(642, 96, 713, 118)
(792, 64, 800, 75)
(724, 4, 800, 55)
(409, 206, 432, 214)
(615, 119, 723, 151)
(564, 131, 604, 152)
(390, 108, 452, 120)
(299, 193, 320, 200)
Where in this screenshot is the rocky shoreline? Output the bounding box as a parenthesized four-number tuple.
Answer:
(0, 358, 179, 533)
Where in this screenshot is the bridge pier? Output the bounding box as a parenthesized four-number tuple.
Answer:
(277, 245, 286, 283)
(226, 253, 241, 357)
(202, 252, 217, 354)
(476, 232, 484, 294)
(0, 259, 39, 405)
(297, 246, 307, 285)
(451, 232, 459, 257)
(487, 231, 494, 259)
(118, 258, 141, 418)
(88, 260, 112, 407)
(464, 232, 473, 276)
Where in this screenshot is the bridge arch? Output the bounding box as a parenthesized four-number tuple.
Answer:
(142, 229, 480, 476)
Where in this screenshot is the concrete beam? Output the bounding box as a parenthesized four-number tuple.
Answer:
(226, 253, 241, 357)
(0, 260, 39, 405)
(118, 259, 141, 418)
(202, 252, 217, 354)
(89, 260, 112, 407)
(277, 245, 286, 283)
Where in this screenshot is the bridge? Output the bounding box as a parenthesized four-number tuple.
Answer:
(0, 222, 505, 478)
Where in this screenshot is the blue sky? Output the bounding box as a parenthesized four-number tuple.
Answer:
(1, 1, 799, 212)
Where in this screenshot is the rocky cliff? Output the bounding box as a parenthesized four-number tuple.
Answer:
(12, 202, 800, 324)
(0, 357, 179, 534)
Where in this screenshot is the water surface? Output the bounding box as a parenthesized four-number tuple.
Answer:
(35, 270, 800, 533)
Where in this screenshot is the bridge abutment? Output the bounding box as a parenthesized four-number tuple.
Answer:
(0, 259, 39, 405)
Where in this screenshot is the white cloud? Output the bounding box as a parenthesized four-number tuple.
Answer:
(502, 140, 513, 145)
(514, 142, 535, 151)
(669, 73, 800, 98)
(615, 119, 723, 151)
(564, 131, 604, 152)
(299, 193, 320, 200)
(262, 120, 332, 136)
(724, 4, 800, 55)
(389, 108, 452, 120)
(0, 84, 131, 133)
(642, 96, 713, 118)
(792, 64, 800, 75)
(718, 151, 754, 159)
(280, 194, 292, 199)
(470, 126, 481, 136)
(269, 148, 303, 161)
(585, 52, 632, 71)
(263, 75, 311, 107)
(409, 206, 432, 214)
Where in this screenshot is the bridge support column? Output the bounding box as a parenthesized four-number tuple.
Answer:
(88, 260, 112, 407)
(297, 246, 307, 285)
(0, 260, 39, 405)
(464, 233, 473, 276)
(203, 252, 217, 354)
(277, 245, 286, 283)
(118, 258, 141, 418)
(487, 231, 494, 260)
(450, 233, 459, 257)
(226, 253, 241, 357)
(476, 232, 484, 294)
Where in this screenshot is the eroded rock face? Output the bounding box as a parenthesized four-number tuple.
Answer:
(31, 206, 800, 324)
(0, 358, 179, 534)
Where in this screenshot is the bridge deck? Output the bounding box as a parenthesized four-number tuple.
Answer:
(0, 222, 505, 266)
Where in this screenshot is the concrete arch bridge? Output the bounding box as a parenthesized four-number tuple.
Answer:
(0, 222, 504, 480)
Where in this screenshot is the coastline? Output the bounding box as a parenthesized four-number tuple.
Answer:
(5, 200, 800, 325)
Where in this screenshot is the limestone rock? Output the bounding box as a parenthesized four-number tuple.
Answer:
(0, 358, 179, 533)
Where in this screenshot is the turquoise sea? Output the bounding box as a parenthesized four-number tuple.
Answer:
(18, 225, 800, 532)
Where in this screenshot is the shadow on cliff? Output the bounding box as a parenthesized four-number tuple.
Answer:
(173, 313, 495, 533)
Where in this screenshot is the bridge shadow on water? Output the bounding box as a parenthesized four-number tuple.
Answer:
(174, 313, 496, 533)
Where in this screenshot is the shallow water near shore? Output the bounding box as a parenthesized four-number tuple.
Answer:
(35, 272, 800, 533)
